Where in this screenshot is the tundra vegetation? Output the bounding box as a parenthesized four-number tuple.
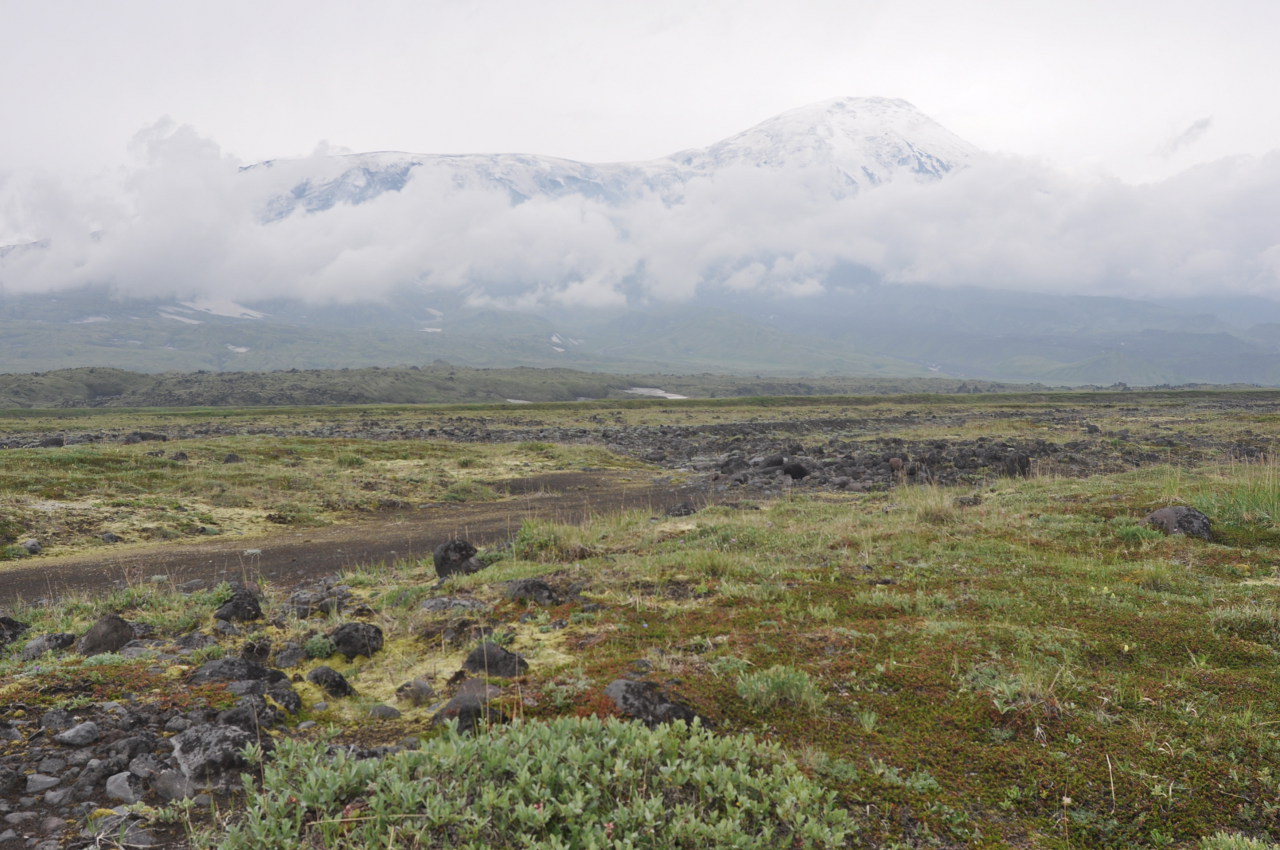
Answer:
(0, 391, 1279, 848)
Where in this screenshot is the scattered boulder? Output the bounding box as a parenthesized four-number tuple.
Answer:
(781, 462, 810, 480)
(0, 616, 28, 647)
(214, 587, 263, 623)
(100, 532, 124, 544)
(105, 771, 141, 804)
(1002, 453, 1032, 478)
(329, 622, 384, 661)
(77, 615, 134, 655)
(603, 679, 701, 728)
(431, 692, 508, 734)
(172, 724, 256, 787)
(504, 578, 562, 607)
(222, 453, 244, 464)
(758, 453, 786, 469)
(19, 539, 41, 555)
(369, 704, 401, 720)
(53, 721, 101, 747)
(433, 539, 486, 579)
(189, 657, 285, 685)
(307, 666, 356, 698)
(288, 577, 353, 617)
(1145, 506, 1213, 541)
(462, 642, 528, 678)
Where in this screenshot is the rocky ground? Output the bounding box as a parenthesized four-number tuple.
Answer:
(1, 395, 1277, 848)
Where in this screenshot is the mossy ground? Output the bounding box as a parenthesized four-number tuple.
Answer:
(1, 393, 1279, 847)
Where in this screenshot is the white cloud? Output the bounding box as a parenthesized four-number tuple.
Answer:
(3, 122, 1280, 307)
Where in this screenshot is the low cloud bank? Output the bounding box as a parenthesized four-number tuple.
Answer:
(2, 121, 1279, 307)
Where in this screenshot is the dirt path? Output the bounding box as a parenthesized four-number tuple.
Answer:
(0, 471, 706, 604)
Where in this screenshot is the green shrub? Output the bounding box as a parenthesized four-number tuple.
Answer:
(303, 636, 336, 659)
(220, 716, 854, 849)
(736, 665, 827, 715)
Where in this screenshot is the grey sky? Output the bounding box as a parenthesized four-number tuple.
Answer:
(2, 0, 1279, 306)
(2, 0, 1277, 182)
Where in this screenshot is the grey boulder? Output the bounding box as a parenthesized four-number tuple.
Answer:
(1145, 506, 1213, 541)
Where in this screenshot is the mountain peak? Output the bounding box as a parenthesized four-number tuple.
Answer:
(669, 96, 978, 191)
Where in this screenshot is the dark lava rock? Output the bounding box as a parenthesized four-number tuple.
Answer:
(77, 614, 134, 655)
(329, 622, 384, 661)
(19, 539, 41, 555)
(308, 666, 356, 698)
(781, 462, 810, 480)
(0, 616, 28, 647)
(222, 453, 244, 464)
(190, 657, 285, 685)
(462, 642, 529, 678)
(171, 451, 189, 461)
(100, 531, 124, 543)
(369, 704, 401, 720)
(214, 588, 263, 622)
(1145, 506, 1213, 541)
(20, 629, 75, 665)
(431, 693, 508, 734)
(172, 724, 256, 787)
(504, 578, 562, 607)
(603, 679, 701, 728)
(433, 539, 486, 579)
(288, 577, 353, 618)
(1002, 453, 1032, 478)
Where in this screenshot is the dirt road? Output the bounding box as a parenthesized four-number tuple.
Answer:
(0, 471, 705, 604)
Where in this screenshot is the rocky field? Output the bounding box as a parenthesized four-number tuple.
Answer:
(1, 391, 1279, 848)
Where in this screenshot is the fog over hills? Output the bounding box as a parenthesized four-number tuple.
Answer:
(1, 97, 1279, 384)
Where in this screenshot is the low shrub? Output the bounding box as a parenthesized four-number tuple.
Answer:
(220, 716, 854, 849)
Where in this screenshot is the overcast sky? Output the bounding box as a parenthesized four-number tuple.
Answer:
(2, 0, 1279, 306)
(3, 0, 1278, 182)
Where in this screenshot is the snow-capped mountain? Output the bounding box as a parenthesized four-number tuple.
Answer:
(668, 97, 978, 191)
(260, 96, 977, 218)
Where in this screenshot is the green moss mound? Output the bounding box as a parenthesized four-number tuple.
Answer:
(223, 716, 854, 849)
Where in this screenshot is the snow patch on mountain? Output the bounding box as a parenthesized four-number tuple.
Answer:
(180, 299, 266, 320)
